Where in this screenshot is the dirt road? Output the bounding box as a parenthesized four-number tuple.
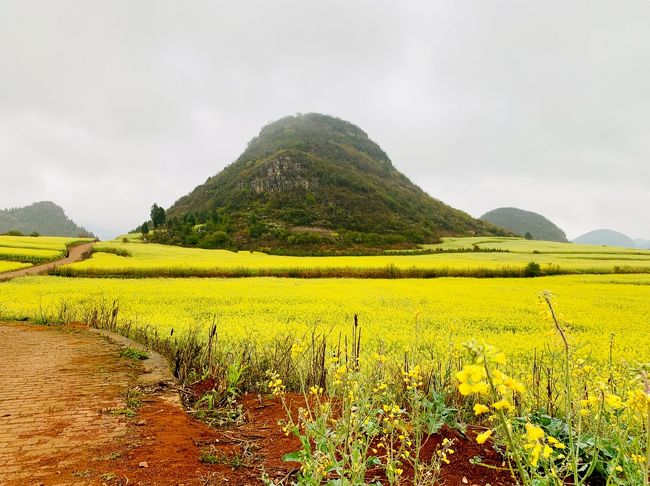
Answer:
(0, 322, 137, 484)
(0, 241, 95, 282)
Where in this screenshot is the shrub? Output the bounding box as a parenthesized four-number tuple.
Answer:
(524, 261, 542, 277)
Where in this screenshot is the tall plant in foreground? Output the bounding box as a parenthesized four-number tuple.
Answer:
(455, 294, 650, 486)
(269, 343, 456, 485)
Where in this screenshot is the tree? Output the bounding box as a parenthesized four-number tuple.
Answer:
(184, 213, 196, 227)
(141, 222, 150, 235)
(150, 203, 167, 228)
(524, 232, 533, 240)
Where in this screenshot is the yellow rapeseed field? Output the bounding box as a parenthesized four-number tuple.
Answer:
(61, 237, 650, 277)
(0, 235, 92, 264)
(1, 273, 648, 363)
(0, 261, 32, 273)
(0, 235, 89, 251)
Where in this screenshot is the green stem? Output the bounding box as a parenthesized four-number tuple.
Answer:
(484, 360, 530, 485)
(643, 404, 650, 486)
(543, 293, 579, 485)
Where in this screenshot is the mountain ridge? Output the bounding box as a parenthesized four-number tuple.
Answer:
(573, 229, 636, 248)
(480, 207, 568, 242)
(0, 201, 94, 238)
(154, 113, 508, 252)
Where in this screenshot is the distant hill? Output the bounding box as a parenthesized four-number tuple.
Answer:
(480, 207, 568, 242)
(633, 238, 650, 250)
(0, 201, 94, 238)
(573, 229, 636, 248)
(155, 113, 507, 252)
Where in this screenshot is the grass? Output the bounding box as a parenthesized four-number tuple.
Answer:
(119, 347, 150, 360)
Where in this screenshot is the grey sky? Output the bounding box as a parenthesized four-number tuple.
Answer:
(1, 1, 648, 240)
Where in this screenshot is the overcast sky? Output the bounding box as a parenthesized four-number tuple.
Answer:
(1, 1, 648, 240)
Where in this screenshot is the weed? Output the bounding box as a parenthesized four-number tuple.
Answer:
(126, 388, 143, 409)
(119, 347, 150, 360)
(109, 407, 137, 418)
(199, 449, 246, 469)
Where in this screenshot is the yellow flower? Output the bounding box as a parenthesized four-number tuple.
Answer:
(290, 342, 304, 359)
(547, 436, 565, 449)
(492, 399, 512, 411)
(476, 429, 493, 444)
(625, 389, 650, 418)
(530, 443, 542, 467)
(525, 423, 545, 442)
(503, 377, 526, 394)
(474, 403, 490, 415)
(493, 352, 507, 365)
(605, 393, 624, 410)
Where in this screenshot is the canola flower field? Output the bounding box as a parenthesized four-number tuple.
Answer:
(58, 236, 650, 277)
(0, 235, 93, 265)
(426, 236, 648, 254)
(1, 273, 648, 363)
(0, 260, 32, 273)
(1, 235, 648, 484)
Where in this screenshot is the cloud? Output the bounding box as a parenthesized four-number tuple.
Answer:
(1, 0, 648, 238)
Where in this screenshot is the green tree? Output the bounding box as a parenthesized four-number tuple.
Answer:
(141, 221, 150, 235)
(524, 232, 533, 240)
(150, 204, 167, 228)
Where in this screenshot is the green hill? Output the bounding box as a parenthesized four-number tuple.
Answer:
(0, 201, 94, 237)
(480, 207, 568, 242)
(633, 238, 650, 250)
(573, 229, 636, 248)
(155, 113, 507, 252)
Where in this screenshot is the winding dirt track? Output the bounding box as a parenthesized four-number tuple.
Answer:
(0, 241, 95, 282)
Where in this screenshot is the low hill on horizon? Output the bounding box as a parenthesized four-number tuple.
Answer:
(573, 229, 636, 248)
(633, 238, 650, 250)
(153, 113, 508, 252)
(0, 201, 94, 238)
(480, 207, 568, 242)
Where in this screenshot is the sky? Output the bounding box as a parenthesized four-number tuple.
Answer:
(1, 1, 649, 241)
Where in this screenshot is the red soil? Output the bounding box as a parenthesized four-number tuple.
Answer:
(90, 390, 515, 485)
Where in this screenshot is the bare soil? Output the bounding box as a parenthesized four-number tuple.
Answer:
(89, 389, 515, 486)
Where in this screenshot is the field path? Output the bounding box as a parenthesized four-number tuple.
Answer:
(0, 241, 95, 282)
(0, 322, 295, 485)
(0, 322, 137, 484)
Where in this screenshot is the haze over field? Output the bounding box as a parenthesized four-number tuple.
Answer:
(1, 1, 649, 241)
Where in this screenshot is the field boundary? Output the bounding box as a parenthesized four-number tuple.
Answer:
(51, 263, 650, 279)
